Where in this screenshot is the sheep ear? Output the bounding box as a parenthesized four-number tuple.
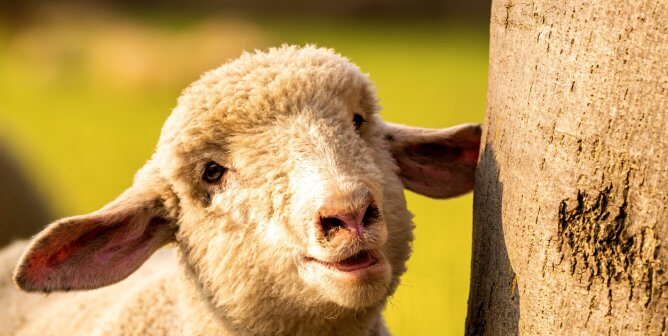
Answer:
(384, 122, 481, 199)
(13, 180, 177, 292)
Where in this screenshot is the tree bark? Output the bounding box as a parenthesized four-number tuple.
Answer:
(466, 1, 667, 335)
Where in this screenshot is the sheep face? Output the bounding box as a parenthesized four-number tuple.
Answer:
(158, 47, 409, 311)
(14, 46, 481, 330)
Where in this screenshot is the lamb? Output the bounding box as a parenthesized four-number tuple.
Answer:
(1, 45, 481, 336)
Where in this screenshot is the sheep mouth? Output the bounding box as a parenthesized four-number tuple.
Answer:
(305, 250, 380, 272)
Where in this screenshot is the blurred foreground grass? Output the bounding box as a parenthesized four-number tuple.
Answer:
(0, 11, 487, 336)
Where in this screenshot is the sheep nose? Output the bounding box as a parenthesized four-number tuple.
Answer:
(318, 199, 379, 238)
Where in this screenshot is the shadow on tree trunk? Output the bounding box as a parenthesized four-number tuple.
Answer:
(465, 145, 520, 336)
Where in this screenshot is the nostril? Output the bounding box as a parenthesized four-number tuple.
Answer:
(318, 200, 380, 239)
(361, 203, 380, 228)
(320, 217, 346, 237)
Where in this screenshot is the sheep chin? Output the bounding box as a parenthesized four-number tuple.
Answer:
(298, 250, 393, 309)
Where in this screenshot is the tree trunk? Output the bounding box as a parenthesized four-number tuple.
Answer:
(466, 1, 667, 335)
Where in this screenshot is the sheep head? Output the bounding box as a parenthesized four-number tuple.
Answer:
(14, 45, 481, 326)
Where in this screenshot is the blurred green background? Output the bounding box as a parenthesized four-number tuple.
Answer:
(0, 2, 488, 335)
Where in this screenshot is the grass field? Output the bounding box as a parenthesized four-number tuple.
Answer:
(0, 14, 488, 335)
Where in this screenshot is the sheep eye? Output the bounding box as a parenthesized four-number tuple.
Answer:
(353, 113, 366, 132)
(203, 161, 226, 183)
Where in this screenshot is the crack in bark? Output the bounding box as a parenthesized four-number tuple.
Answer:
(557, 170, 663, 311)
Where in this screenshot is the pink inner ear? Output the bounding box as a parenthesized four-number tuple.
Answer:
(94, 225, 157, 265)
(50, 244, 75, 265)
(461, 147, 480, 166)
(20, 216, 173, 291)
(25, 245, 75, 284)
(46, 223, 117, 267)
(395, 139, 480, 199)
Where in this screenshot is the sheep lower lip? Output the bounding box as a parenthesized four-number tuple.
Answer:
(308, 250, 379, 272)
